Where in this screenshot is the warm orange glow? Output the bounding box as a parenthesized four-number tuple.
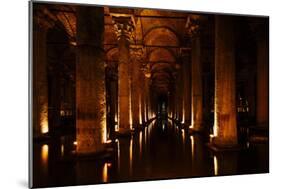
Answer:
(102, 119, 107, 143)
(213, 113, 218, 137)
(190, 136, 194, 161)
(181, 129, 185, 141)
(182, 98, 185, 124)
(61, 144, 64, 156)
(40, 104, 49, 134)
(214, 155, 218, 175)
(139, 131, 143, 156)
(129, 136, 133, 175)
(102, 91, 107, 143)
(209, 134, 215, 143)
(41, 144, 49, 165)
(114, 113, 118, 131)
(129, 86, 133, 129)
(73, 141, 77, 146)
(102, 163, 108, 182)
(139, 95, 143, 124)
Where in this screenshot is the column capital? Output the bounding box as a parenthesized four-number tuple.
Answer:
(185, 15, 202, 38)
(142, 63, 151, 78)
(111, 14, 135, 42)
(33, 6, 56, 31)
(130, 45, 145, 61)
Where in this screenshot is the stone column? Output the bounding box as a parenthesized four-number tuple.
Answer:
(130, 46, 143, 128)
(144, 77, 150, 122)
(178, 64, 184, 122)
(191, 37, 203, 131)
(255, 20, 269, 128)
(33, 21, 49, 137)
(112, 15, 135, 134)
(212, 15, 237, 147)
(186, 16, 203, 132)
(140, 73, 146, 124)
(181, 51, 191, 126)
(76, 7, 106, 154)
(107, 64, 118, 138)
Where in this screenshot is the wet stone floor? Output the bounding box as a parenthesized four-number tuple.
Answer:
(33, 119, 269, 188)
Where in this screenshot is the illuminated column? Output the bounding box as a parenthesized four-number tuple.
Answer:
(33, 19, 52, 137)
(112, 15, 135, 133)
(143, 66, 151, 122)
(140, 73, 146, 123)
(76, 7, 106, 154)
(255, 21, 269, 128)
(212, 15, 237, 147)
(181, 50, 191, 125)
(130, 46, 143, 127)
(145, 77, 150, 122)
(179, 64, 184, 122)
(190, 36, 203, 131)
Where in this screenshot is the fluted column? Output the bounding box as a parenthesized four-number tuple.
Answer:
(76, 7, 106, 154)
(112, 15, 135, 134)
(212, 15, 237, 147)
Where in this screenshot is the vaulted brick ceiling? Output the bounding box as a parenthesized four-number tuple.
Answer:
(34, 4, 201, 95)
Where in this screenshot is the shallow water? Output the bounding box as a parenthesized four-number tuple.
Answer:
(33, 119, 268, 188)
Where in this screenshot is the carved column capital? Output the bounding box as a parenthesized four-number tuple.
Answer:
(185, 15, 202, 38)
(111, 14, 135, 42)
(130, 45, 144, 62)
(33, 6, 56, 31)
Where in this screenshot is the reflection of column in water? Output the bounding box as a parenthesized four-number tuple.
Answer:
(102, 163, 108, 182)
(181, 129, 186, 152)
(214, 153, 238, 176)
(139, 131, 143, 156)
(190, 136, 194, 162)
(129, 135, 133, 176)
(116, 139, 120, 174)
(213, 155, 218, 175)
(41, 144, 49, 175)
(61, 144, 64, 157)
(144, 126, 148, 147)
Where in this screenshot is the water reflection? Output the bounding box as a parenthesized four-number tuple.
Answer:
(33, 119, 269, 187)
(41, 144, 48, 175)
(129, 135, 133, 176)
(102, 163, 108, 183)
(214, 155, 218, 176)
